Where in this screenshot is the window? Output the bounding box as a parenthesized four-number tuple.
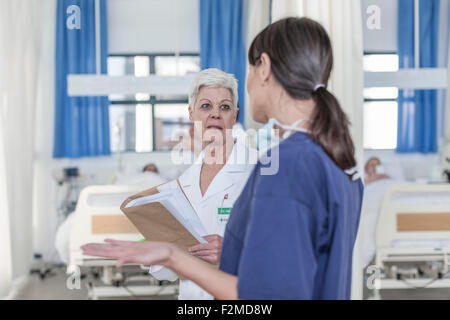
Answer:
(107, 54, 200, 153)
(363, 53, 399, 149)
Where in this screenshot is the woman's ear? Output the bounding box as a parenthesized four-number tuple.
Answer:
(188, 105, 193, 121)
(259, 52, 272, 85)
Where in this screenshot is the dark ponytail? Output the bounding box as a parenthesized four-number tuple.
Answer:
(311, 87, 356, 170)
(248, 17, 357, 173)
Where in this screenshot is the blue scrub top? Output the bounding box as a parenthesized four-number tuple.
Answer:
(219, 132, 364, 299)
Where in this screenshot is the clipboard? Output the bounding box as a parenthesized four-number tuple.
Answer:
(120, 180, 201, 252)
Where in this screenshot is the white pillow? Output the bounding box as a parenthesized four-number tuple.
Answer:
(114, 171, 168, 186)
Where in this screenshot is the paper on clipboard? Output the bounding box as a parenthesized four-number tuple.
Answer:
(120, 179, 207, 252)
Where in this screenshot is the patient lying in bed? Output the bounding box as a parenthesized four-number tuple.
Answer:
(364, 157, 391, 185)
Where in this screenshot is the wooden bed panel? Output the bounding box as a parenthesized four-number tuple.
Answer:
(397, 213, 450, 232)
(91, 215, 139, 234)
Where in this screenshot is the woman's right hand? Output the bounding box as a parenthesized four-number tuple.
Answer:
(81, 239, 178, 268)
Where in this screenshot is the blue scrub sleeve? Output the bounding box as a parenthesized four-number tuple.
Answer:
(236, 195, 318, 299)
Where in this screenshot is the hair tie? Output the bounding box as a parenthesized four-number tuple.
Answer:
(313, 83, 325, 92)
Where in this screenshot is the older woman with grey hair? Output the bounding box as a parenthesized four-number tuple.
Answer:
(148, 68, 257, 300)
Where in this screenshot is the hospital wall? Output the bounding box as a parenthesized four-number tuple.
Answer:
(32, 0, 199, 261)
(33, 0, 447, 263)
(107, 0, 199, 54)
(361, 0, 397, 53)
(361, 0, 447, 183)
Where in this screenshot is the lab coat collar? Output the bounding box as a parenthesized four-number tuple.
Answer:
(179, 140, 256, 201)
(222, 138, 256, 173)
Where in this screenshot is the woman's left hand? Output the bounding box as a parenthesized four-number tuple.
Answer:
(188, 234, 223, 265)
(81, 239, 177, 267)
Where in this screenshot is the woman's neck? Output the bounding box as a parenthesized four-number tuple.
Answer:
(203, 138, 235, 166)
(266, 87, 315, 129)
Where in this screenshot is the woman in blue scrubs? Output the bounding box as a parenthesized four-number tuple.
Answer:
(81, 17, 364, 300)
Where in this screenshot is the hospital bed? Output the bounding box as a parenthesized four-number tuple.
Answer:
(68, 184, 178, 299)
(370, 184, 450, 298)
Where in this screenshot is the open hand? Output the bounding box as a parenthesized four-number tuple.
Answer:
(81, 239, 177, 268)
(188, 234, 223, 265)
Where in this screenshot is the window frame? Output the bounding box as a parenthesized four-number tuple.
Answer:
(108, 52, 199, 153)
(363, 51, 399, 150)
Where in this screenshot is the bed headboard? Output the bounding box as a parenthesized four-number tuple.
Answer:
(69, 185, 149, 266)
(375, 184, 450, 248)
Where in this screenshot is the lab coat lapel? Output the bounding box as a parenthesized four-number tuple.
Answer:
(180, 140, 254, 202)
(178, 155, 203, 204)
(201, 169, 235, 201)
(201, 141, 248, 201)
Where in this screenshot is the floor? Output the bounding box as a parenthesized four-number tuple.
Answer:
(7, 264, 450, 300)
(361, 263, 450, 300)
(8, 265, 178, 300)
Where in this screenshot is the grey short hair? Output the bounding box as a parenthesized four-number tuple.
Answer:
(189, 68, 239, 110)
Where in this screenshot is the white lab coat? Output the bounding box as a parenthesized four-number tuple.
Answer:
(149, 139, 257, 299)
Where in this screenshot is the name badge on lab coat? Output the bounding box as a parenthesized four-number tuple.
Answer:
(218, 207, 232, 223)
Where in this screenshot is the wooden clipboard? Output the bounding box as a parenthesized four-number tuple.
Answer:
(120, 180, 201, 252)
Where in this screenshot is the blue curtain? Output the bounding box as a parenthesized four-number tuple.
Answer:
(54, 0, 110, 158)
(396, 0, 440, 153)
(199, 0, 247, 127)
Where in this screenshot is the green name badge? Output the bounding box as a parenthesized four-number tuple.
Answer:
(218, 207, 232, 215)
